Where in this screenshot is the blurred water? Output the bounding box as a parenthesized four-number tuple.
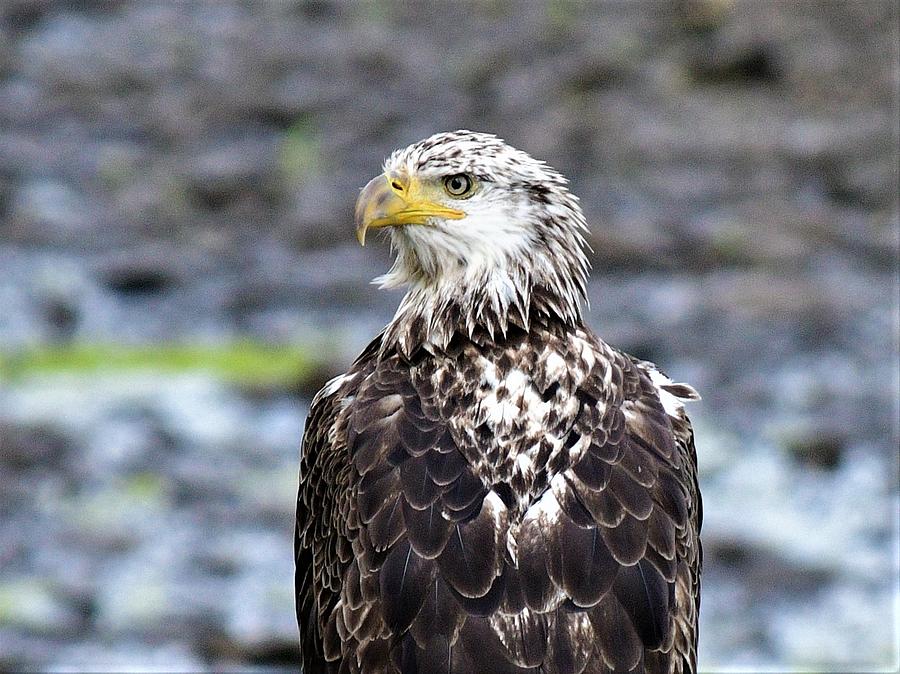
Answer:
(1, 1, 898, 671)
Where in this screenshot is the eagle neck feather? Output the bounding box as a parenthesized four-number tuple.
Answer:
(381, 263, 583, 357)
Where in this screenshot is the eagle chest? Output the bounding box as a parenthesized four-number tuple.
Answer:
(398, 334, 617, 517)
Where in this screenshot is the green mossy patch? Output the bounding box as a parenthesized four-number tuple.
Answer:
(0, 341, 324, 387)
(279, 116, 322, 183)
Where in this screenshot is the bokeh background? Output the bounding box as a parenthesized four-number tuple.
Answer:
(0, 1, 898, 671)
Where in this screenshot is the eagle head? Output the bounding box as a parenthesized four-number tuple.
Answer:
(354, 130, 590, 349)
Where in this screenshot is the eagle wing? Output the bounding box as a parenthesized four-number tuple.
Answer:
(295, 336, 380, 674)
(296, 331, 701, 674)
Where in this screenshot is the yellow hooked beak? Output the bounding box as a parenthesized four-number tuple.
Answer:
(354, 173, 466, 245)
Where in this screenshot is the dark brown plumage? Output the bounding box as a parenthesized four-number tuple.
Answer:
(295, 131, 702, 673)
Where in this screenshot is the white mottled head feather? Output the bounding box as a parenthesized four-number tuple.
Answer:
(374, 130, 591, 352)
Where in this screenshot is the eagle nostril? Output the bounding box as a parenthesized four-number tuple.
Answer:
(391, 180, 404, 192)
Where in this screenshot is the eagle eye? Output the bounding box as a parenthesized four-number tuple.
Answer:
(443, 174, 475, 198)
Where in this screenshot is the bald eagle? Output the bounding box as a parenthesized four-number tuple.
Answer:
(295, 131, 702, 674)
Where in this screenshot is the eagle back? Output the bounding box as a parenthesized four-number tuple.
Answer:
(296, 321, 701, 674)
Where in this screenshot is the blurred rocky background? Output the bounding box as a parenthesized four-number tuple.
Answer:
(0, 0, 897, 671)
